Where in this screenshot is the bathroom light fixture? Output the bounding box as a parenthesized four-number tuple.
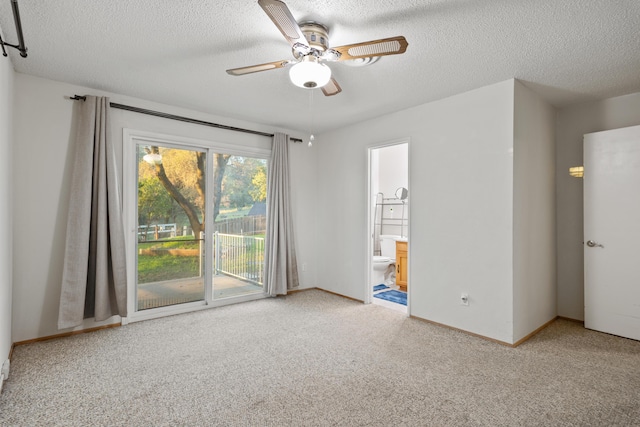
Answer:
(289, 55, 331, 89)
(569, 166, 584, 178)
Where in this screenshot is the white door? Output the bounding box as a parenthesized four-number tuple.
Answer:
(584, 124, 640, 341)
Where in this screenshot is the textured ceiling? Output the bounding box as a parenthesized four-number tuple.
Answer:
(1, 0, 639, 133)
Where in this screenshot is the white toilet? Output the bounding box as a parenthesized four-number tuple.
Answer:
(372, 235, 401, 289)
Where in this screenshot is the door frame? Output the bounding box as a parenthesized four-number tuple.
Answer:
(366, 137, 411, 315)
(122, 129, 271, 324)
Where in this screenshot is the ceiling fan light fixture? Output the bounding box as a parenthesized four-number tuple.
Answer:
(143, 152, 162, 165)
(289, 56, 331, 89)
(227, 1, 409, 97)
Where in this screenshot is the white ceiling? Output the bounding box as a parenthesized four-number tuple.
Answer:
(1, 0, 639, 134)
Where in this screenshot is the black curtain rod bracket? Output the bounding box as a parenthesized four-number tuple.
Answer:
(69, 95, 302, 143)
(0, 0, 28, 58)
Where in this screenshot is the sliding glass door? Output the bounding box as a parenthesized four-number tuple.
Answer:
(126, 131, 269, 317)
(136, 144, 207, 310)
(211, 155, 267, 300)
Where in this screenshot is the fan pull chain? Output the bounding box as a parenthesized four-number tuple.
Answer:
(308, 89, 315, 147)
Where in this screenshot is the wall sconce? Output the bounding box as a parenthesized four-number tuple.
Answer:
(569, 166, 584, 178)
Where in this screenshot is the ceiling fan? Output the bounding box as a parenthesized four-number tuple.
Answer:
(226, 0, 409, 96)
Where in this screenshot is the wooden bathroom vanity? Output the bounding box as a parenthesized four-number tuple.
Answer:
(396, 240, 408, 292)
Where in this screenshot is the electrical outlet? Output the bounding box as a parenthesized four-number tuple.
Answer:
(461, 293, 469, 306)
(302, 263, 307, 272)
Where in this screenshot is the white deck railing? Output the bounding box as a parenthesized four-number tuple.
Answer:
(213, 232, 265, 286)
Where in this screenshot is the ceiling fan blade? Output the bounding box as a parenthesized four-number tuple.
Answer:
(258, 0, 308, 47)
(226, 59, 291, 76)
(321, 78, 342, 96)
(333, 36, 408, 61)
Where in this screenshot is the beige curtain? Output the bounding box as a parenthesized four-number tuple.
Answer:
(58, 96, 127, 329)
(264, 132, 299, 296)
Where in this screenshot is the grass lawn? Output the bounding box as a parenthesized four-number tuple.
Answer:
(137, 253, 200, 283)
(138, 236, 201, 283)
(136, 231, 265, 284)
(139, 235, 200, 249)
(216, 206, 251, 220)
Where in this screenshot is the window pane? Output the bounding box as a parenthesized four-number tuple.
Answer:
(136, 144, 206, 310)
(212, 155, 267, 299)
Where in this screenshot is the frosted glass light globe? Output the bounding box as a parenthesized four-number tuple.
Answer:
(289, 57, 331, 89)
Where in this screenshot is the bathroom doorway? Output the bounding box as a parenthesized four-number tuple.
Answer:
(367, 139, 409, 314)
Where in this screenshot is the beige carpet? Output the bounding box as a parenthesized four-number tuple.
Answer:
(1, 289, 639, 426)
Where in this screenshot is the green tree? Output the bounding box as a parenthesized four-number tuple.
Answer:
(138, 177, 173, 226)
(224, 157, 253, 209)
(221, 157, 268, 209)
(142, 146, 230, 237)
(213, 153, 232, 221)
(250, 165, 267, 202)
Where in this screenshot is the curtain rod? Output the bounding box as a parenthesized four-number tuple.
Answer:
(0, 0, 28, 58)
(69, 95, 303, 143)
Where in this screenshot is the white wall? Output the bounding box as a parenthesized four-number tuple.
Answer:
(317, 80, 516, 343)
(12, 74, 317, 342)
(512, 81, 556, 342)
(14, 70, 632, 344)
(556, 92, 640, 320)
(0, 45, 14, 369)
(373, 143, 409, 238)
(377, 143, 408, 199)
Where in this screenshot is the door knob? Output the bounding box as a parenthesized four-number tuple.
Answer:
(586, 240, 604, 248)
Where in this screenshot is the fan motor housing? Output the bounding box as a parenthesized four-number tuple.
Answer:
(299, 21, 329, 53)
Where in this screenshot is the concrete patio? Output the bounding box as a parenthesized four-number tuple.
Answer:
(137, 274, 263, 310)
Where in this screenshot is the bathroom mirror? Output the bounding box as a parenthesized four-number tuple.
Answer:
(395, 187, 408, 200)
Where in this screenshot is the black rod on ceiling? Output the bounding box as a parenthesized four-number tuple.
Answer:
(1, 0, 28, 58)
(69, 95, 303, 143)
